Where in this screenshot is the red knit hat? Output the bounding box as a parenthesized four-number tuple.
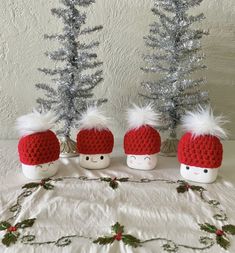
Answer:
(178, 107, 226, 169)
(124, 104, 161, 155)
(16, 110, 60, 165)
(77, 107, 114, 154)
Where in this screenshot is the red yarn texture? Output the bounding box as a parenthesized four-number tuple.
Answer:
(18, 130, 60, 165)
(124, 125, 161, 155)
(77, 129, 114, 154)
(178, 132, 223, 168)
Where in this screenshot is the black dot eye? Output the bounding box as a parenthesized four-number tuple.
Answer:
(86, 156, 89, 161)
(186, 166, 190, 170)
(100, 156, 104, 160)
(204, 169, 208, 173)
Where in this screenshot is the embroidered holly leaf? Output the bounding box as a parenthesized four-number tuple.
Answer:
(42, 178, 51, 182)
(216, 235, 230, 250)
(199, 223, 217, 233)
(222, 225, 235, 235)
(177, 180, 186, 184)
(0, 221, 11, 231)
(93, 236, 115, 245)
(15, 218, 36, 229)
(176, 185, 187, 193)
(43, 183, 54, 190)
(112, 222, 124, 234)
(54, 178, 63, 182)
(22, 183, 40, 189)
(2, 232, 19, 247)
(109, 180, 118, 190)
(117, 178, 129, 182)
(100, 177, 112, 182)
(122, 234, 141, 248)
(190, 186, 205, 192)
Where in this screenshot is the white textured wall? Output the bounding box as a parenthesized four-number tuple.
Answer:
(0, 0, 235, 140)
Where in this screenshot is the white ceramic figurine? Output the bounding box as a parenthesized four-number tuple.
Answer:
(124, 104, 161, 170)
(178, 106, 227, 183)
(16, 110, 60, 180)
(77, 107, 114, 169)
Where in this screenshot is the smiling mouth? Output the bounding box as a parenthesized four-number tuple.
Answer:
(41, 168, 49, 172)
(193, 172, 199, 175)
(91, 160, 98, 163)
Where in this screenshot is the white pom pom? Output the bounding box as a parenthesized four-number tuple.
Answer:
(78, 107, 109, 130)
(16, 109, 57, 137)
(126, 104, 161, 129)
(182, 106, 227, 138)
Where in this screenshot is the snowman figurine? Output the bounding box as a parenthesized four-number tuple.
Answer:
(124, 104, 161, 170)
(77, 107, 114, 169)
(178, 106, 227, 184)
(16, 110, 60, 180)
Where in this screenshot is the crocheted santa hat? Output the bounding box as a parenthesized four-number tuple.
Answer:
(124, 104, 161, 155)
(76, 107, 114, 154)
(178, 106, 227, 169)
(16, 110, 60, 166)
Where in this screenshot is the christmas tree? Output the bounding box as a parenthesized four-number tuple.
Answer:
(141, 0, 209, 156)
(36, 0, 106, 157)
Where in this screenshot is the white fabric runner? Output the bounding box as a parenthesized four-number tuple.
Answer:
(0, 141, 235, 253)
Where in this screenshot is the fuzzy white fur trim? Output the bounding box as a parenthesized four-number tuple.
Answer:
(182, 106, 227, 138)
(126, 104, 161, 129)
(78, 107, 110, 130)
(16, 109, 57, 137)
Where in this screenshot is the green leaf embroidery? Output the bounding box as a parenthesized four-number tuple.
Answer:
(43, 183, 54, 190)
(199, 223, 217, 233)
(222, 225, 235, 235)
(118, 178, 129, 182)
(100, 177, 129, 189)
(216, 235, 230, 250)
(176, 185, 187, 193)
(100, 177, 112, 182)
(2, 232, 20, 247)
(93, 236, 115, 245)
(190, 185, 205, 192)
(41, 178, 51, 182)
(122, 234, 141, 248)
(112, 222, 124, 234)
(15, 218, 36, 229)
(22, 183, 40, 189)
(0, 221, 11, 231)
(109, 180, 118, 190)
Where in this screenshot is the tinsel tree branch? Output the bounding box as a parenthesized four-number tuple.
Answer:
(141, 0, 209, 137)
(36, 0, 106, 137)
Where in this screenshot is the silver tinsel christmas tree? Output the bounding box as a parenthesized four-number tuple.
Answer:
(36, 0, 106, 157)
(141, 0, 209, 156)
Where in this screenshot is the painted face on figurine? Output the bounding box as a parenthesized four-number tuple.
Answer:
(79, 154, 111, 170)
(22, 161, 58, 180)
(127, 154, 158, 171)
(180, 164, 218, 184)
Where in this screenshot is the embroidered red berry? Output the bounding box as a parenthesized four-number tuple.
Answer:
(185, 184, 191, 190)
(7, 226, 17, 232)
(115, 232, 122, 241)
(40, 180, 45, 186)
(216, 229, 224, 236)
